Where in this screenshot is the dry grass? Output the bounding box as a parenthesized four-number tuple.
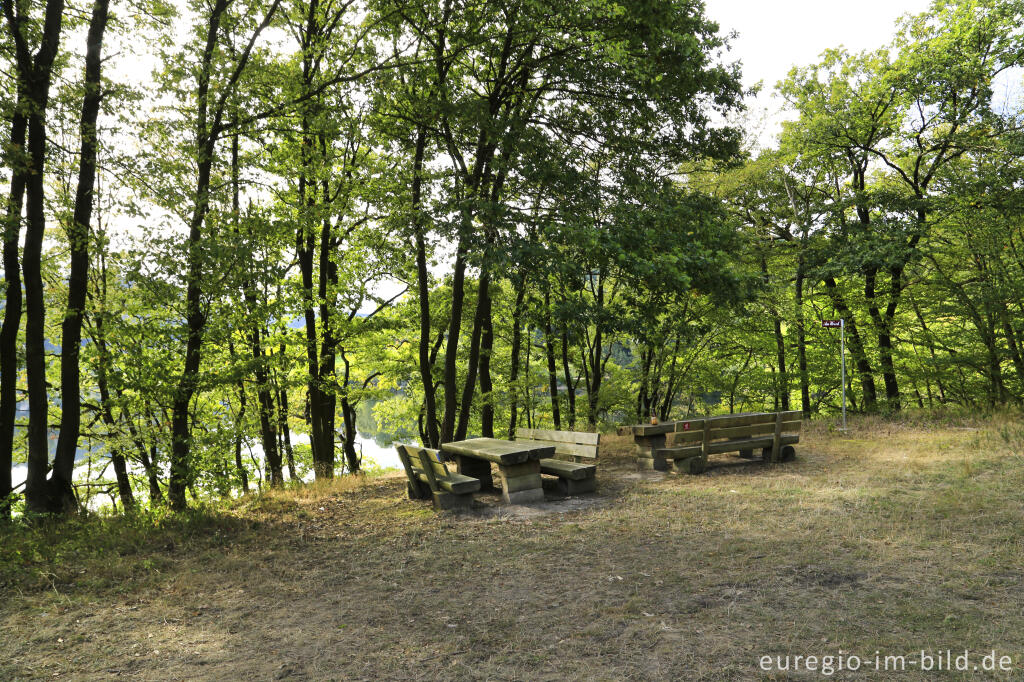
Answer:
(2, 414, 1024, 680)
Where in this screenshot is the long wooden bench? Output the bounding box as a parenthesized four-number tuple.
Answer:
(515, 428, 598, 495)
(628, 411, 801, 474)
(396, 444, 480, 509)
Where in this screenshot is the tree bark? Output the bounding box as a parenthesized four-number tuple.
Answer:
(49, 0, 110, 513)
(543, 284, 561, 429)
(6, 0, 69, 514)
(0, 88, 26, 520)
(506, 272, 527, 439)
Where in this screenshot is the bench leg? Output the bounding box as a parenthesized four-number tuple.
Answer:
(555, 476, 596, 496)
(780, 445, 796, 462)
(737, 449, 755, 459)
(497, 460, 544, 504)
(456, 455, 494, 490)
(407, 480, 430, 500)
(675, 456, 706, 475)
(635, 434, 669, 471)
(431, 491, 473, 510)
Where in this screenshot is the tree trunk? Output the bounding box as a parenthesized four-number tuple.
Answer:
(454, 269, 490, 442)
(478, 283, 495, 437)
(543, 284, 561, 429)
(168, 0, 231, 510)
(506, 272, 527, 439)
(824, 276, 877, 411)
(440, 243, 467, 443)
(50, 0, 110, 513)
(411, 127, 440, 447)
(0, 89, 27, 520)
(795, 266, 811, 417)
(18, 0, 68, 514)
(561, 325, 576, 429)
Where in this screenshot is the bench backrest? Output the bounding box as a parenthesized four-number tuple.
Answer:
(516, 428, 600, 461)
(673, 411, 802, 443)
(395, 444, 450, 492)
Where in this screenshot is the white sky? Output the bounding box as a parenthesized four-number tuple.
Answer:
(705, 0, 934, 144)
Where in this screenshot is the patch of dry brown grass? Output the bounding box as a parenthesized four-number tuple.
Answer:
(2, 415, 1023, 680)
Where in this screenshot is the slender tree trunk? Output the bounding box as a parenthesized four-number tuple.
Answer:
(824, 276, 877, 411)
(440, 243, 467, 443)
(865, 268, 900, 411)
(50, 0, 110, 513)
(94, 299, 135, 509)
(478, 283, 494, 437)
(543, 284, 561, 429)
(0, 91, 26, 520)
(19, 0, 68, 514)
(795, 266, 811, 417)
(454, 270, 490, 441)
(506, 272, 526, 439)
(561, 325, 576, 429)
(168, 0, 230, 510)
(411, 127, 440, 447)
(234, 380, 250, 493)
(277, 380, 296, 480)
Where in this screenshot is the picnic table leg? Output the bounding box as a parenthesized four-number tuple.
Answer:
(634, 434, 668, 471)
(496, 460, 544, 504)
(455, 455, 495, 490)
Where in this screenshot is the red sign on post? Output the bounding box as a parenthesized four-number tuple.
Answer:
(822, 319, 843, 328)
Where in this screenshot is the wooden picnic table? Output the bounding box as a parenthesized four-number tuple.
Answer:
(440, 438, 554, 504)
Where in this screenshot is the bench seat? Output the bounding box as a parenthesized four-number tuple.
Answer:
(411, 469, 481, 495)
(539, 458, 596, 480)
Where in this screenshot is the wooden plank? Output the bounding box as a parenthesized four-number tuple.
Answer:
(656, 444, 702, 460)
(704, 434, 798, 455)
(672, 418, 706, 434)
(705, 411, 801, 429)
(630, 422, 676, 436)
(700, 416, 711, 469)
(539, 458, 596, 480)
(708, 420, 800, 441)
(518, 438, 597, 459)
(505, 488, 545, 504)
(415, 471, 480, 495)
(770, 412, 783, 463)
(442, 438, 554, 464)
(411, 448, 440, 493)
(497, 461, 541, 478)
(671, 429, 704, 444)
(502, 473, 544, 493)
(395, 445, 429, 500)
(517, 428, 599, 445)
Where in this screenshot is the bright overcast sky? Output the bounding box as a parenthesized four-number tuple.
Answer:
(705, 0, 934, 144)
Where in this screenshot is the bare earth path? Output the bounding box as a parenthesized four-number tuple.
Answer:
(3, 417, 1024, 680)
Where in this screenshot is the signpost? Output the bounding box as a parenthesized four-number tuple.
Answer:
(822, 319, 847, 430)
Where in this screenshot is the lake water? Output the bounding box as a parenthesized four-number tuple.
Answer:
(10, 431, 403, 494)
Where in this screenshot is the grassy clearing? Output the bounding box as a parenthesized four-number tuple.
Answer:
(2, 414, 1024, 680)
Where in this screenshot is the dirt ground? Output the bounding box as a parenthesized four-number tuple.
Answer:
(3, 416, 1024, 680)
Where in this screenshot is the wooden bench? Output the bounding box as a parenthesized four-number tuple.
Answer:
(515, 428, 598, 495)
(395, 444, 481, 509)
(627, 411, 801, 474)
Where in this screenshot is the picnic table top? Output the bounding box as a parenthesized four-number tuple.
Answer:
(441, 438, 555, 465)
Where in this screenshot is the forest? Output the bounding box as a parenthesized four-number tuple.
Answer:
(1, 0, 1023, 517)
